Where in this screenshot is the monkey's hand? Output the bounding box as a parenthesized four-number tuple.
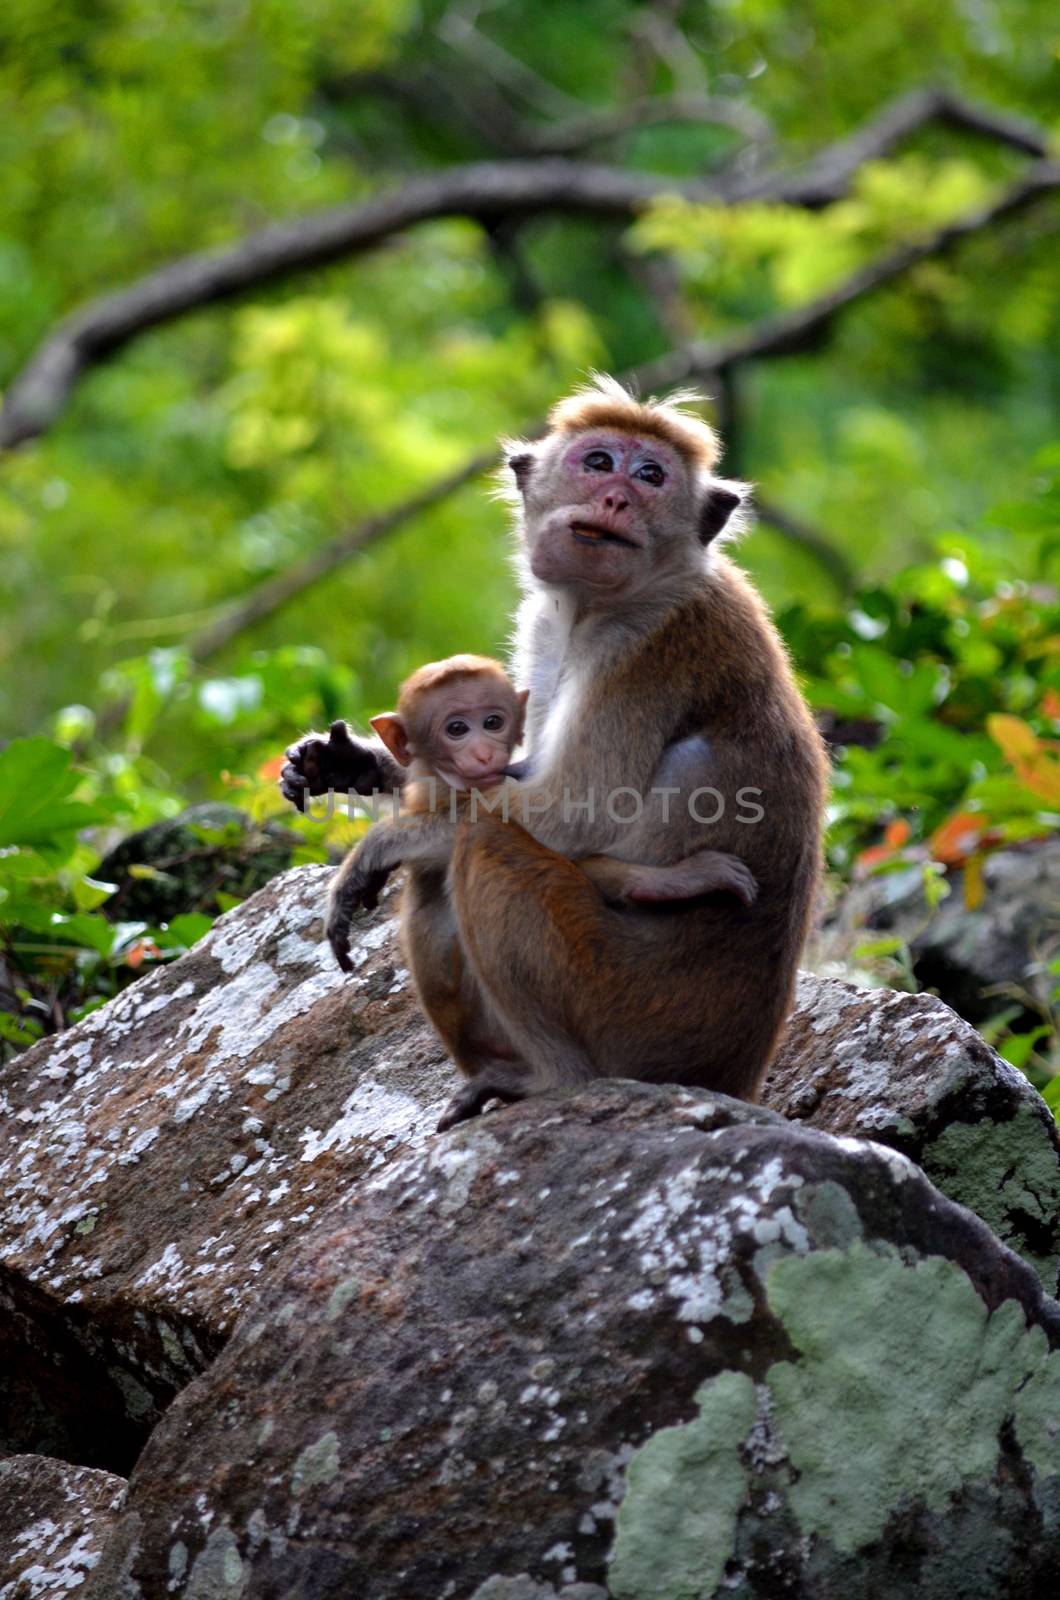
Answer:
(280, 721, 397, 811)
(326, 857, 392, 973)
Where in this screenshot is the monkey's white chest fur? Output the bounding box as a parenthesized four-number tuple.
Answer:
(535, 670, 584, 773)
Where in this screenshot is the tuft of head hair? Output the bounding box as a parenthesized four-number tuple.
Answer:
(546, 372, 721, 472)
(397, 654, 511, 713)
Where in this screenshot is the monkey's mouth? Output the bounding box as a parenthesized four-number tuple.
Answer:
(570, 519, 640, 550)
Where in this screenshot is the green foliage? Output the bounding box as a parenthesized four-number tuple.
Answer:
(783, 464, 1060, 871)
(631, 157, 995, 312)
(0, 736, 131, 1047)
(779, 462, 1058, 1086)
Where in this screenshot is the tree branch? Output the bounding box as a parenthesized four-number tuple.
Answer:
(0, 161, 712, 451)
(2, 89, 1050, 451)
(185, 448, 498, 663)
(632, 161, 1060, 390)
(183, 157, 1059, 660)
(738, 84, 1051, 207)
(753, 497, 854, 592)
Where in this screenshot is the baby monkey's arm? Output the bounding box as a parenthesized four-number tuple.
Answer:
(326, 811, 451, 971)
(326, 820, 758, 974)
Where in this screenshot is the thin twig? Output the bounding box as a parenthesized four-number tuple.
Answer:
(754, 497, 854, 592)
(186, 450, 498, 662)
(436, 2, 584, 118)
(522, 95, 772, 156)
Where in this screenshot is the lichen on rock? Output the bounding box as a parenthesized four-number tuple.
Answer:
(764, 972, 1060, 1294)
(0, 1454, 126, 1600)
(79, 1082, 1060, 1600)
(3, 870, 1058, 1598)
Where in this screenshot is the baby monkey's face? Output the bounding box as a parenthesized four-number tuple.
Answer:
(416, 673, 522, 789)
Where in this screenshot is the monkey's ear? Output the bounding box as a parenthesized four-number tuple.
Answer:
(508, 453, 534, 491)
(513, 688, 530, 746)
(370, 714, 412, 767)
(699, 486, 742, 546)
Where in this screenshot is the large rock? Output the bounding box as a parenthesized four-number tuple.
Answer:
(0, 1455, 125, 1599)
(2, 866, 1058, 1473)
(97, 802, 298, 924)
(84, 1082, 1060, 1600)
(763, 973, 1060, 1294)
(0, 867, 453, 1469)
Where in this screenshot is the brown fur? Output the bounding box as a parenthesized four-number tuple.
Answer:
(547, 373, 721, 471)
(396, 654, 512, 716)
(328, 653, 760, 1084)
(444, 561, 826, 1117)
(326, 379, 828, 1133)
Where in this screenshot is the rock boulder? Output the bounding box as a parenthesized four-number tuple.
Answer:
(0, 867, 452, 1469)
(3, 866, 1058, 1478)
(814, 836, 1060, 1026)
(84, 1082, 1060, 1600)
(0, 1455, 125, 1600)
(763, 973, 1060, 1294)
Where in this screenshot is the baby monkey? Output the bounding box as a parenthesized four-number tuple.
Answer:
(326, 654, 757, 979)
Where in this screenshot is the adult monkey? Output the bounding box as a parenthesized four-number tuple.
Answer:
(280, 377, 829, 1129)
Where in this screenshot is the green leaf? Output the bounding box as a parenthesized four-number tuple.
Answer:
(0, 1012, 44, 1047)
(161, 912, 215, 949)
(852, 936, 908, 959)
(48, 913, 115, 957)
(998, 1027, 1050, 1071)
(0, 847, 53, 882)
(72, 875, 118, 910)
(0, 738, 114, 849)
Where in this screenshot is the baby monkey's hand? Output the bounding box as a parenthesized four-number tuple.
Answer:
(622, 848, 758, 907)
(326, 860, 392, 972)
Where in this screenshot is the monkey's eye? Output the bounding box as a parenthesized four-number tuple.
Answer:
(445, 719, 470, 739)
(583, 449, 613, 473)
(633, 460, 665, 486)
(483, 713, 506, 732)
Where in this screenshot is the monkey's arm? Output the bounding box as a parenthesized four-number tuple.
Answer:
(326, 810, 458, 971)
(580, 848, 758, 907)
(513, 729, 727, 862)
(280, 720, 406, 811)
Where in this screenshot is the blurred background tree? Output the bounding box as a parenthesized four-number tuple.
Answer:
(0, 0, 1057, 1080)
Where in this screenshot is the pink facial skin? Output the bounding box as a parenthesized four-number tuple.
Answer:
(558, 434, 679, 481)
(420, 677, 525, 790)
(529, 431, 689, 595)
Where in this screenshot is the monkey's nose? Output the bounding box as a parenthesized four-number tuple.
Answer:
(603, 490, 629, 513)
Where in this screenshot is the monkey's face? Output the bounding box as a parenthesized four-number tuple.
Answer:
(517, 429, 705, 601)
(413, 676, 527, 790)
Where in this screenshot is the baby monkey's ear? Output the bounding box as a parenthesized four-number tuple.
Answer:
(698, 485, 743, 546)
(369, 713, 412, 767)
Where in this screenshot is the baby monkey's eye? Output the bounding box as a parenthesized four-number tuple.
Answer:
(483, 714, 506, 731)
(633, 461, 665, 486)
(583, 449, 613, 473)
(445, 719, 470, 738)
